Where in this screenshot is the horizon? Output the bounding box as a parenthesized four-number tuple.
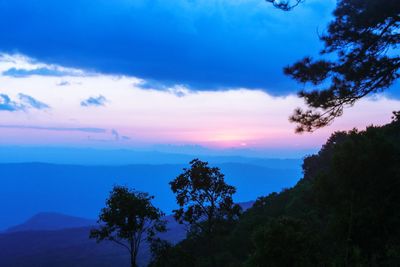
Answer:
(0, 0, 398, 157)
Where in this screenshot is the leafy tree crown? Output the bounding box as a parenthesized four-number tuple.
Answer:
(170, 159, 241, 236)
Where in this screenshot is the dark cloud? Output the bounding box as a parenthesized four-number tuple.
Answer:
(0, 124, 107, 133)
(80, 95, 107, 107)
(18, 94, 50, 109)
(0, 0, 335, 93)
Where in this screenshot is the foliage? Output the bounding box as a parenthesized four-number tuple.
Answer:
(89, 186, 166, 267)
(313, 124, 400, 265)
(281, 0, 400, 132)
(150, 159, 241, 267)
(169, 159, 242, 238)
(148, 239, 195, 267)
(245, 217, 319, 267)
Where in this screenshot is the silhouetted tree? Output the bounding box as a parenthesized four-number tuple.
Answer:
(392, 110, 400, 122)
(170, 159, 241, 239)
(90, 186, 166, 267)
(148, 238, 195, 267)
(266, 0, 303, 11)
(311, 123, 400, 265)
(276, 0, 400, 132)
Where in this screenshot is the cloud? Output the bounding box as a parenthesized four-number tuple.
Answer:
(168, 86, 191, 98)
(0, 93, 50, 112)
(0, 124, 107, 133)
(110, 129, 130, 141)
(18, 94, 50, 109)
(138, 80, 191, 97)
(0, 0, 336, 93)
(138, 80, 169, 91)
(56, 81, 70, 86)
(80, 95, 107, 107)
(0, 94, 24, 111)
(2, 67, 78, 78)
(0, 61, 398, 150)
(111, 129, 119, 141)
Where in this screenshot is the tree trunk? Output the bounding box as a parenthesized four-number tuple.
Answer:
(344, 191, 355, 266)
(131, 250, 137, 267)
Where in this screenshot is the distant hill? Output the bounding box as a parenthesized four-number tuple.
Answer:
(0, 146, 304, 167)
(0, 212, 182, 267)
(6, 200, 254, 234)
(6, 212, 95, 232)
(0, 162, 299, 230)
(0, 201, 254, 267)
(0, 226, 133, 267)
(0, 222, 185, 267)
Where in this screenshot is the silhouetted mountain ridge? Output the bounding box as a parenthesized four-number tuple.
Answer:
(0, 202, 254, 267)
(0, 162, 297, 230)
(6, 212, 96, 232)
(0, 146, 304, 167)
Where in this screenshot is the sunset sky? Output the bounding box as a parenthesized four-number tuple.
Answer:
(0, 0, 398, 157)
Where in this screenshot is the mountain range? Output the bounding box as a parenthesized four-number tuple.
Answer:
(0, 202, 254, 267)
(0, 155, 301, 266)
(0, 161, 301, 230)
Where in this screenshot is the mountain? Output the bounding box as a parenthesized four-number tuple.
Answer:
(0, 212, 183, 267)
(6, 212, 95, 232)
(0, 226, 133, 267)
(0, 146, 304, 167)
(7, 200, 254, 234)
(0, 200, 255, 267)
(0, 162, 300, 230)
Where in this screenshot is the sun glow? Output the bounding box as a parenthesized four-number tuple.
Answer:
(0, 54, 398, 151)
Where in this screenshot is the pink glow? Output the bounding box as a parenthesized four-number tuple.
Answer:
(0, 54, 398, 153)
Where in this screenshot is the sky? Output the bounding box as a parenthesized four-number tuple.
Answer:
(0, 0, 399, 158)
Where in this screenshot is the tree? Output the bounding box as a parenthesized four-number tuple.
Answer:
(392, 110, 400, 122)
(266, 0, 303, 11)
(170, 159, 241, 238)
(90, 186, 166, 267)
(246, 217, 319, 267)
(311, 123, 400, 265)
(270, 0, 400, 132)
(148, 239, 195, 267)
